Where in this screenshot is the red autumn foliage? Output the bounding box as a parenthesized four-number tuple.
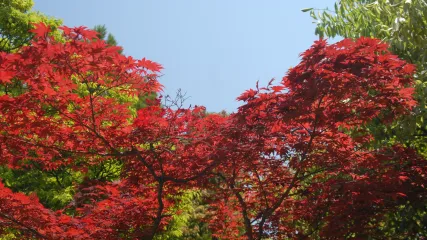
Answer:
(0, 23, 426, 239)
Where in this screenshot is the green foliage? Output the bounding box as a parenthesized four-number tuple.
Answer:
(379, 203, 427, 239)
(134, 92, 158, 110)
(309, 0, 427, 72)
(157, 190, 212, 240)
(93, 24, 108, 40)
(93, 24, 122, 53)
(0, 228, 20, 240)
(87, 159, 123, 182)
(0, 166, 82, 210)
(0, 0, 62, 53)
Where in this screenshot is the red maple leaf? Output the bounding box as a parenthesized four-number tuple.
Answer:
(30, 22, 51, 38)
(0, 71, 14, 83)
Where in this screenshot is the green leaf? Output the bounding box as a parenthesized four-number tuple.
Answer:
(301, 8, 313, 12)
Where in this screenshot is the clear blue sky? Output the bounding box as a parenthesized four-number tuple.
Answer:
(34, 0, 337, 112)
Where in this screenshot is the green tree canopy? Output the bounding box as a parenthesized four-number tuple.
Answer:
(0, 0, 62, 52)
(93, 24, 122, 53)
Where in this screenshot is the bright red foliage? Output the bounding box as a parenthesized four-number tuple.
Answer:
(0, 24, 426, 239)
(216, 37, 425, 239)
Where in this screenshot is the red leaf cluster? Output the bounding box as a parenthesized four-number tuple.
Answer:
(0, 24, 426, 239)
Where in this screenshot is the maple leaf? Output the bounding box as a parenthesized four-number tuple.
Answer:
(59, 26, 72, 35)
(396, 192, 407, 197)
(0, 71, 14, 83)
(139, 58, 163, 72)
(30, 22, 51, 38)
(236, 88, 257, 101)
(271, 85, 285, 93)
(74, 26, 99, 39)
(398, 175, 409, 182)
(402, 63, 416, 74)
(43, 87, 57, 96)
(398, 88, 415, 103)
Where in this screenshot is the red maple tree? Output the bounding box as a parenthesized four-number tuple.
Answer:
(0, 24, 426, 239)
